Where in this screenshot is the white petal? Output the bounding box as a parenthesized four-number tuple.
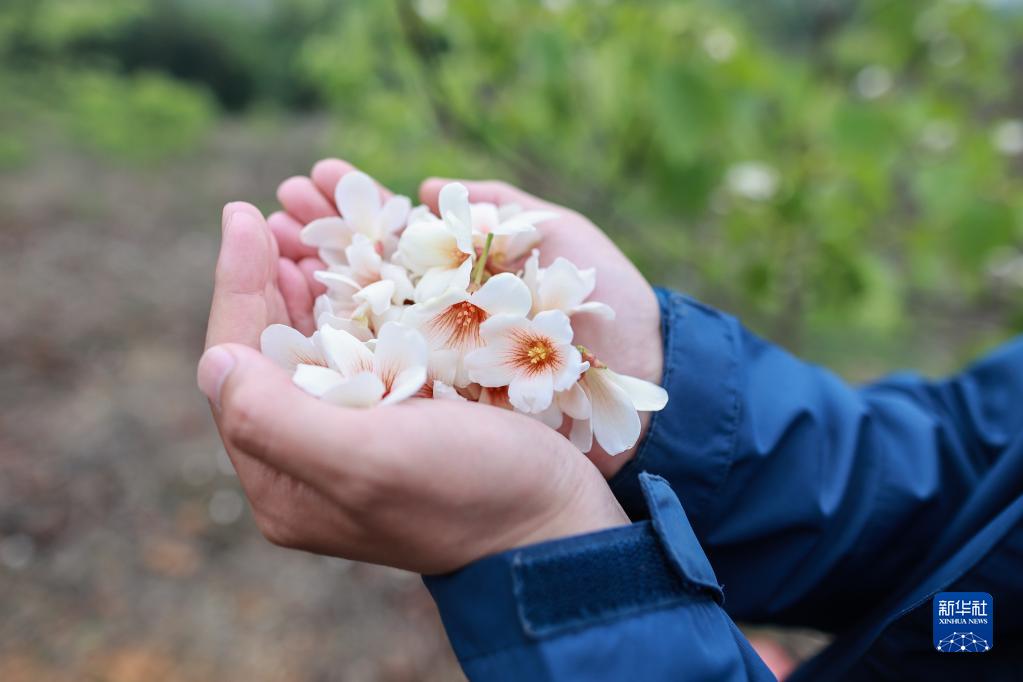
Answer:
(530, 310, 574, 345)
(508, 372, 555, 413)
(538, 257, 594, 312)
(344, 234, 383, 282)
(316, 325, 374, 377)
(300, 217, 352, 250)
(414, 260, 472, 302)
(354, 280, 395, 315)
(587, 370, 642, 455)
(469, 202, 501, 234)
(260, 324, 322, 371)
(380, 365, 428, 405)
(439, 182, 473, 253)
(293, 364, 345, 397)
(571, 301, 616, 320)
(374, 322, 429, 379)
(314, 270, 361, 295)
(607, 371, 668, 412)
(552, 346, 588, 392)
(379, 262, 415, 303)
(322, 372, 386, 407)
(522, 249, 541, 299)
(379, 195, 412, 234)
(335, 171, 381, 236)
(464, 345, 517, 387)
(470, 272, 532, 318)
(557, 380, 591, 420)
(318, 314, 374, 341)
(477, 312, 531, 343)
(569, 417, 594, 453)
(398, 220, 464, 274)
(535, 402, 565, 429)
(432, 381, 467, 401)
(428, 348, 461, 386)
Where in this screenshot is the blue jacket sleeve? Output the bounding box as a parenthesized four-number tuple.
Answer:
(610, 288, 1023, 629)
(424, 474, 775, 682)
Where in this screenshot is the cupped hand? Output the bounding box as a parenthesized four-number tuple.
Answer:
(199, 202, 628, 574)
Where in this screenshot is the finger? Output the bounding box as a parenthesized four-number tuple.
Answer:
(298, 257, 327, 296)
(419, 178, 553, 214)
(311, 158, 394, 203)
(278, 258, 316, 335)
(197, 344, 369, 488)
(267, 210, 319, 261)
(206, 204, 275, 350)
(277, 176, 337, 224)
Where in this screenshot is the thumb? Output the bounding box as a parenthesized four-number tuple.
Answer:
(418, 178, 554, 214)
(197, 343, 350, 487)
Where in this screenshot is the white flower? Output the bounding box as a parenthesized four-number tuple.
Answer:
(300, 171, 411, 258)
(471, 202, 553, 272)
(569, 366, 668, 455)
(403, 273, 533, 386)
(523, 251, 615, 319)
(397, 185, 480, 302)
(312, 293, 374, 341)
(260, 324, 327, 371)
(465, 310, 588, 413)
(291, 322, 428, 408)
(316, 234, 414, 304)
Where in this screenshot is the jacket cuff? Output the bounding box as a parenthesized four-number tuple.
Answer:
(423, 473, 722, 665)
(609, 288, 741, 532)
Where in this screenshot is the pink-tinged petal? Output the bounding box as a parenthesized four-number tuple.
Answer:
(300, 217, 352, 250)
(530, 310, 574, 345)
(335, 171, 381, 234)
(569, 417, 593, 453)
(552, 346, 587, 392)
(398, 219, 459, 273)
(317, 325, 374, 377)
(344, 234, 383, 282)
(608, 370, 668, 411)
(354, 280, 395, 315)
(469, 202, 501, 234)
(539, 257, 593, 312)
(508, 372, 555, 413)
(479, 386, 513, 409)
(471, 272, 532, 318)
(322, 371, 386, 407)
(586, 369, 641, 455)
(535, 402, 564, 429)
(381, 365, 428, 405)
(571, 301, 616, 320)
(293, 364, 345, 397)
(260, 324, 323, 371)
(557, 381, 591, 420)
(464, 346, 517, 387)
(379, 195, 412, 233)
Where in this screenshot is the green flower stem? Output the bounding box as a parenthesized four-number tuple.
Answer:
(472, 233, 495, 287)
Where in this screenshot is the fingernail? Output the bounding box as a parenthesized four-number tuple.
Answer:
(198, 346, 236, 410)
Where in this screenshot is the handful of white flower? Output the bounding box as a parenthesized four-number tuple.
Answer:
(260, 171, 667, 456)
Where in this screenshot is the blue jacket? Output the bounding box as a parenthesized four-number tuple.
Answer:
(425, 289, 1023, 681)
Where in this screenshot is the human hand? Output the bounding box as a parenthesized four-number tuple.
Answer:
(264, 159, 663, 478)
(199, 201, 629, 574)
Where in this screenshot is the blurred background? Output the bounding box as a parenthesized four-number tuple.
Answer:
(1, 0, 1022, 679)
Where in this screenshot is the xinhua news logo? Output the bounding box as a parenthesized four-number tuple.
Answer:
(933, 592, 993, 653)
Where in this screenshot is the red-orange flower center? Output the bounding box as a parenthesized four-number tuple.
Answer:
(508, 331, 563, 376)
(428, 301, 488, 350)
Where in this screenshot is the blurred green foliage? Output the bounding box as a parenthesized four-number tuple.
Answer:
(3, 0, 1022, 355)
